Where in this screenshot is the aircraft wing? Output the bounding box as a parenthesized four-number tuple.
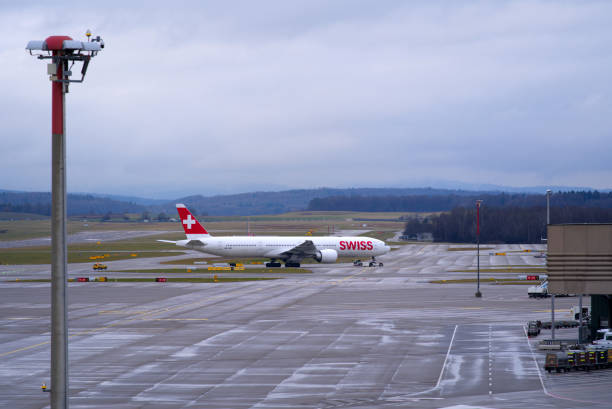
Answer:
(280, 240, 318, 259)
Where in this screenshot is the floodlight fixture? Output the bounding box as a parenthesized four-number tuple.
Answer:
(26, 32, 103, 85)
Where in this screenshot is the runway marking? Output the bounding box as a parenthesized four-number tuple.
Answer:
(147, 318, 208, 321)
(406, 324, 458, 398)
(1, 284, 267, 357)
(3, 269, 363, 358)
(435, 324, 458, 389)
(0, 341, 50, 357)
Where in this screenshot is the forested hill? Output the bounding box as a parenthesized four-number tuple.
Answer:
(162, 187, 479, 216)
(307, 191, 612, 212)
(2, 188, 612, 218)
(0, 192, 145, 216)
(0, 187, 467, 217)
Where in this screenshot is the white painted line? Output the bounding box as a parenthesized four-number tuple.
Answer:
(435, 324, 458, 389)
(407, 324, 458, 397)
(523, 325, 549, 395)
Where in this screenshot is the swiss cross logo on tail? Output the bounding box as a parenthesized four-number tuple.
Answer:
(176, 204, 209, 236)
(183, 215, 196, 229)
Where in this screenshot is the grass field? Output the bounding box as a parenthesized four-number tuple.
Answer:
(0, 233, 191, 265)
(160, 257, 270, 265)
(358, 230, 396, 241)
(6, 277, 281, 283)
(0, 219, 183, 242)
(0, 249, 186, 265)
(117, 267, 312, 274)
(0, 211, 407, 266)
(449, 267, 547, 274)
(447, 247, 495, 252)
(431, 278, 543, 285)
(0, 211, 410, 242)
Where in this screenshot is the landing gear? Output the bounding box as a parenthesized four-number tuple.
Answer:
(265, 259, 282, 268)
(285, 262, 301, 268)
(354, 258, 382, 267)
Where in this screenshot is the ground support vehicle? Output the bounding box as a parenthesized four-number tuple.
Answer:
(527, 321, 541, 337)
(92, 263, 107, 271)
(528, 281, 548, 298)
(570, 306, 591, 321)
(593, 329, 612, 347)
(352, 259, 384, 267)
(528, 280, 572, 298)
(545, 347, 612, 373)
(539, 320, 579, 330)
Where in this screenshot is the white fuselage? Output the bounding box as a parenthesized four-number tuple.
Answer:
(176, 235, 390, 260)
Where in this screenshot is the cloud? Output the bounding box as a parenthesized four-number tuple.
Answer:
(1, 1, 611, 197)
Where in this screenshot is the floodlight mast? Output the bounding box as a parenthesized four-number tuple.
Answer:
(26, 33, 103, 409)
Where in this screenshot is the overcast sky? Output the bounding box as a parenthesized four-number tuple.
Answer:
(1, 1, 611, 198)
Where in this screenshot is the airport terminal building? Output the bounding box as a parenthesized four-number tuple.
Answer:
(547, 224, 612, 338)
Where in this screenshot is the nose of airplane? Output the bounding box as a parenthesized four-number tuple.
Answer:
(384, 245, 391, 253)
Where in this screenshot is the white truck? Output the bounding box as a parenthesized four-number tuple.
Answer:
(528, 280, 572, 298)
(593, 329, 612, 347)
(528, 280, 549, 298)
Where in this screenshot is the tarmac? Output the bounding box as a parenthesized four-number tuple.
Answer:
(1, 243, 611, 408)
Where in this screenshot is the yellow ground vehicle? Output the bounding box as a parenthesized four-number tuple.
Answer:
(92, 263, 107, 271)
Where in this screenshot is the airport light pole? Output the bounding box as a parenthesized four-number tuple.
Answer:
(546, 189, 556, 341)
(475, 200, 483, 298)
(26, 32, 103, 409)
(546, 189, 551, 226)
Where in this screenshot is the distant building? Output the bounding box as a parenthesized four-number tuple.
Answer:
(400, 232, 433, 242)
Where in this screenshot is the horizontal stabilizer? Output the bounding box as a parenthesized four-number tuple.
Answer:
(157, 239, 177, 244)
(186, 239, 206, 246)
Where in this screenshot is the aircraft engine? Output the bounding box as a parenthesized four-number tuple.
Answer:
(315, 249, 338, 263)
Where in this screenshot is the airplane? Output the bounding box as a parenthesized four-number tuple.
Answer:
(158, 204, 391, 267)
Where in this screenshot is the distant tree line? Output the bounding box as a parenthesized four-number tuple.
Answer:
(0, 192, 145, 216)
(0, 202, 52, 215)
(308, 191, 612, 212)
(404, 206, 612, 244)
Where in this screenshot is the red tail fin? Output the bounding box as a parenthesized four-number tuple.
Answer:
(176, 204, 209, 236)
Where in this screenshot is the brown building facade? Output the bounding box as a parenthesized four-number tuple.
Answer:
(547, 224, 612, 295)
